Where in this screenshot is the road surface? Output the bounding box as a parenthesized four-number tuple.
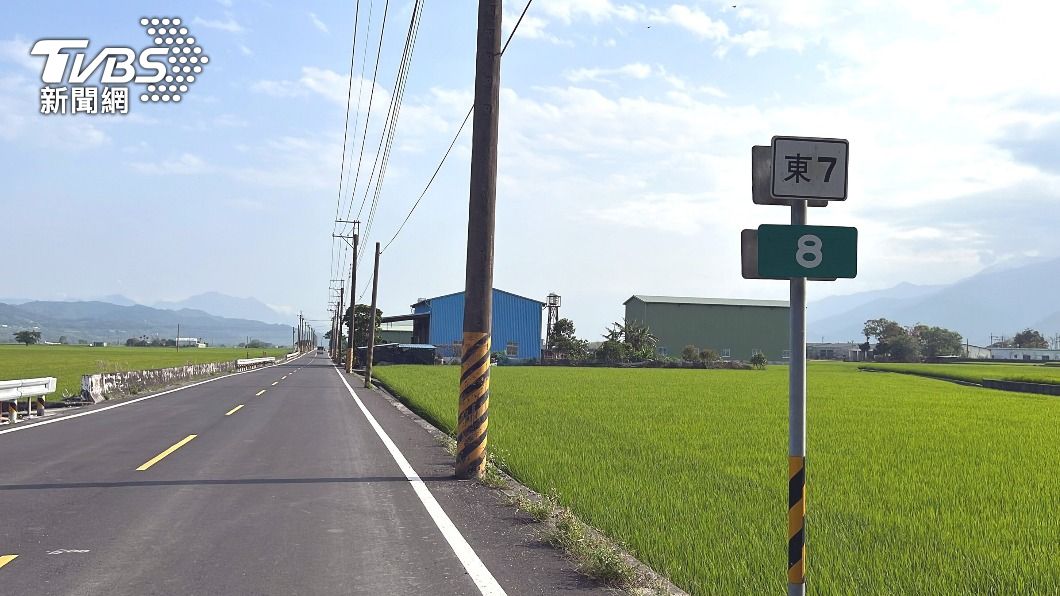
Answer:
(0, 353, 607, 595)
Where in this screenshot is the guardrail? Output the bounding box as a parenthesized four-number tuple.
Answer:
(236, 357, 276, 371)
(285, 351, 298, 361)
(0, 377, 56, 423)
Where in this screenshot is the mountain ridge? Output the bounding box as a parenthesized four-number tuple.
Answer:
(0, 300, 293, 346)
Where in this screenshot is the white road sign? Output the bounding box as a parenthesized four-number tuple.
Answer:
(771, 136, 848, 201)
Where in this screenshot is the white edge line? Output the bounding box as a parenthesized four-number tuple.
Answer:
(333, 366, 506, 596)
(0, 352, 310, 437)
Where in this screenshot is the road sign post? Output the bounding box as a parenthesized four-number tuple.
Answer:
(741, 136, 857, 596)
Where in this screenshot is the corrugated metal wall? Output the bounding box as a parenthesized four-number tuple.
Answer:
(413, 289, 543, 359)
(625, 298, 790, 362)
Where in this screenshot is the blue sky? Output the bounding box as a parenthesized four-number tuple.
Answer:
(2, 1, 1059, 338)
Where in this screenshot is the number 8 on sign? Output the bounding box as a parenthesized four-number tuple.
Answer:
(795, 234, 822, 269)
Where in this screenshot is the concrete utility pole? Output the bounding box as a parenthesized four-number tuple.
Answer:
(365, 242, 381, 389)
(456, 0, 502, 480)
(336, 220, 360, 373)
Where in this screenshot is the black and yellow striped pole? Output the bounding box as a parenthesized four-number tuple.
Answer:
(457, 0, 502, 480)
(788, 456, 806, 590)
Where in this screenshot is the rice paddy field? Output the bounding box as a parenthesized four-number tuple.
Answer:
(374, 362, 1060, 595)
(0, 344, 288, 399)
(860, 362, 1060, 386)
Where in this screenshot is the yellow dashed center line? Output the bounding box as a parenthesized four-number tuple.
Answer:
(136, 435, 197, 471)
(0, 555, 17, 570)
(271, 381, 278, 386)
(225, 404, 245, 416)
(255, 389, 266, 396)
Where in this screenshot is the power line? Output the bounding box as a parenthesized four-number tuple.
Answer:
(501, 0, 534, 56)
(381, 105, 472, 253)
(357, 0, 424, 251)
(332, 1, 374, 286)
(346, 0, 392, 228)
(332, 0, 362, 274)
(376, 0, 534, 255)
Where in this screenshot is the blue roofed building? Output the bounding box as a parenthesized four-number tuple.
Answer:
(410, 289, 544, 360)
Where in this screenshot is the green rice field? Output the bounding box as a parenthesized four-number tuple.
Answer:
(859, 361, 1060, 386)
(0, 344, 288, 399)
(375, 362, 1060, 594)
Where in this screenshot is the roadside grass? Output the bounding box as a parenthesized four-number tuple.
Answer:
(859, 361, 1060, 386)
(0, 344, 288, 399)
(375, 362, 1060, 594)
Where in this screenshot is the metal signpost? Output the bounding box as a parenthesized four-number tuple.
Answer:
(742, 136, 856, 596)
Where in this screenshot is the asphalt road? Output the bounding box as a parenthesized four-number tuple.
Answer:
(0, 353, 606, 595)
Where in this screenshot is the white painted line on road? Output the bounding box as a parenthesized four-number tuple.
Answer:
(271, 381, 278, 386)
(0, 353, 311, 438)
(333, 368, 506, 596)
(255, 390, 266, 397)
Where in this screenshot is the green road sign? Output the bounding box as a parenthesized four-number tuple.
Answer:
(757, 224, 857, 279)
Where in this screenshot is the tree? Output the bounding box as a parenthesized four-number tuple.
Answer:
(914, 325, 963, 359)
(618, 319, 657, 361)
(58, 335, 68, 345)
(547, 318, 588, 360)
(750, 352, 767, 369)
(595, 339, 624, 363)
(887, 333, 922, 362)
(681, 344, 701, 362)
(246, 339, 271, 349)
(1013, 328, 1049, 349)
(343, 304, 383, 348)
(699, 348, 719, 363)
(864, 317, 909, 360)
(14, 330, 41, 346)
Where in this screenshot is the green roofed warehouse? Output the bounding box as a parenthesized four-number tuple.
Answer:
(623, 295, 791, 362)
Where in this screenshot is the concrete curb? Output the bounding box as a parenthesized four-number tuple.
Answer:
(362, 373, 689, 596)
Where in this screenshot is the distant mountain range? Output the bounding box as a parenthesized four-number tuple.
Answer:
(809, 256, 1060, 345)
(0, 292, 292, 326)
(152, 292, 291, 325)
(0, 301, 293, 346)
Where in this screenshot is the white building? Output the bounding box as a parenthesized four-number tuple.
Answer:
(989, 347, 1060, 362)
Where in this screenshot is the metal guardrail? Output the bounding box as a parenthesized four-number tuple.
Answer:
(0, 377, 56, 401)
(236, 357, 276, 371)
(0, 377, 56, 423)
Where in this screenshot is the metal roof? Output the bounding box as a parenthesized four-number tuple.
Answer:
(624, 295, 790, 308)
(412, 288, 545, 308)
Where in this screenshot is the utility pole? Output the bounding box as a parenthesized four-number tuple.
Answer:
(176, 323, 180, 352)
(337, 283, 345, 362)
(365, 242, 381, 388)
(335, 220, 360, 373)
(456, 0, 502, 480)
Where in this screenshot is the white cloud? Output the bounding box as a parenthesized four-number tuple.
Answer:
(192, 15, 245, 33)
(565, 62, 652, 83)
(252, 67, 392, 109)
(0, 72, 110, 148)
(654, 4, 730, 42)
(238, 44, 253, 56)
(0, 37, 36, 70)
(309, 12, 329, 34)
(130, 153, 208, 175)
